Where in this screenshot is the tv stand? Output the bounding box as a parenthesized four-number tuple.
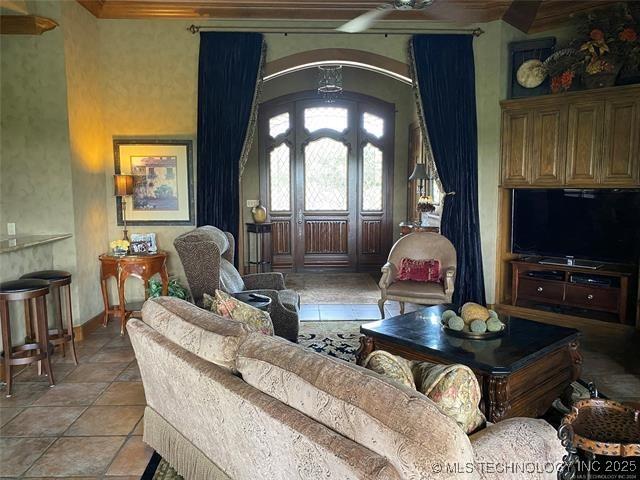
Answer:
(539, 257, 603, 270)
(511, 259, 634, 324)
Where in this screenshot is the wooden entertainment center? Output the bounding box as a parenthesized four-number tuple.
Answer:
(494, 84, 640, 329)
(511, 260, 633, 324)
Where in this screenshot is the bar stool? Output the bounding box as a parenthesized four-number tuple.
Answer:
(21, 270, 78, 368)
(0, 279, 55, 397)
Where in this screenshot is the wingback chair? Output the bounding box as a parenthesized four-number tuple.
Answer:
(378, 232, 456, 318)
(173, 226, 300, 342)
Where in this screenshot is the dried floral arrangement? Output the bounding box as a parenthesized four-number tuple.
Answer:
(544, 2, 640, 92)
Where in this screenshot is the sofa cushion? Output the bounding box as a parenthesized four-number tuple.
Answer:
(362, 350, 416, 389)
(219, 258, 246, 293)
(141, 297, 250, 372)
(386, 280, 447, 300)
(412, 361, 486, 434)
(203, 290, 274, 336)
(236, 333, 476, 479)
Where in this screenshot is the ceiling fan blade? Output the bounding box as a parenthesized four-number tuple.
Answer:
(336, 4, 393, 33)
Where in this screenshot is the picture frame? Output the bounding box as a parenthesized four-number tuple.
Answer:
(114, 138, 195, 226)
(507, 37, 556, 99)
(130, 232, 158, 254)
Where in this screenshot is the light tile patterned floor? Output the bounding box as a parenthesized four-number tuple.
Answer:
(0, 319, 153, 479)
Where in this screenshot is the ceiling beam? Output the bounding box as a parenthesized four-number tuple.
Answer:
(502, 0, 542, 33)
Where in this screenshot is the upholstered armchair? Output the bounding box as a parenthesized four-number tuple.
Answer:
(173, 226, 300, 342)
(378, 232, 456, 318)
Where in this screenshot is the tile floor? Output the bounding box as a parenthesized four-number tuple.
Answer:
(0, 320, 152, 479)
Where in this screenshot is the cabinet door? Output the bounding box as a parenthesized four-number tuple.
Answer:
(566, 101, 604, 185)
(501, 110, 532, 186)
(601, 98, 639, 185)
(531, 106, 567, 185)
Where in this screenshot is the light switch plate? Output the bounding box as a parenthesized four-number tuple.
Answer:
(7, 223, 16, 236)
(246, 200, 259, 208)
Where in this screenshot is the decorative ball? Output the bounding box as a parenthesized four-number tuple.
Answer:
(461, 302, 490, 324)
(442, 310, 457, 321)
(447, 315, 465, 331)
(488, 309, 499, 320)
(486, 317, 503, 332)
(470, 319, 488, 334)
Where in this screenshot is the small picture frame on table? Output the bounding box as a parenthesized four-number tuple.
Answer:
(130, 233, 158, 254)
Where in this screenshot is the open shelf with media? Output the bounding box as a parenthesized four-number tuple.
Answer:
(511, 259, 634, 324)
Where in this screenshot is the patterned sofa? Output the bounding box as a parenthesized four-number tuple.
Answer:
(129, 297, 565, 480)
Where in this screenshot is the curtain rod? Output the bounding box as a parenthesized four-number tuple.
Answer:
(187, 25, 484, 37)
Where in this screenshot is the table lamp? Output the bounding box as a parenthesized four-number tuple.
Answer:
(409, 162, 429, 197)
(114, 174, 134, 241)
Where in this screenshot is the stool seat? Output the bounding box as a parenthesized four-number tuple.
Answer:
(21, 270, 71, 285)
(0, 279, 49, 296)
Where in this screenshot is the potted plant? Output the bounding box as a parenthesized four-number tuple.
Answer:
(147, 278, 190, 300)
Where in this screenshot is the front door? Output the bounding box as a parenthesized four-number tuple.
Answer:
(259, 91, 394, 272)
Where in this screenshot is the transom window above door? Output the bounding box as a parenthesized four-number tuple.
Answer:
(259, 92, 394, 272)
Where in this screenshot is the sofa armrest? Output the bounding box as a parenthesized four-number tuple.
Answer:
(470, 418, 564, 480)
(242, 272, 286, 291)
(379, 262, 398, 290)
(444, 266, 456, 295)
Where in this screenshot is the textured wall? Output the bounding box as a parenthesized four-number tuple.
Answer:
(0, 0, 78, 343)
(61, 0, 110, 322)
(96, 19, 199, 302)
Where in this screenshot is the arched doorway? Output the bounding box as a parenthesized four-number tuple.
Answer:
(259, 90, 395, 272)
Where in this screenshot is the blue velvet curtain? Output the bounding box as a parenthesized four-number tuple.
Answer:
(197, 32, 264, 249)
(411, 34, 486, 305)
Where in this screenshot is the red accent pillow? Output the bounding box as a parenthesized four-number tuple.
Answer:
(397, 258, 441, 283)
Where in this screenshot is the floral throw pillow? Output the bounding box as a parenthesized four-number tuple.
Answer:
(363, 350, 416, 390)
(397, 258, 440, 282)
(204, 290, 274, 336)
(412, 361, 485, 434)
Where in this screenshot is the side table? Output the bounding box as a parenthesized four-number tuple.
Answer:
(245, 222, 272, 273)
(99, 251, 168, 335)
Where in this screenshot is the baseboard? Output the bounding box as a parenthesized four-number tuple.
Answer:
(73, 312, 104, 342)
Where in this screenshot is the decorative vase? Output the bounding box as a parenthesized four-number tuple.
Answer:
(583, 64, 621, 89)
(251, 201, 267, 224)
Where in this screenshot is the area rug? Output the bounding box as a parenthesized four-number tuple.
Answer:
(284, 273, 380, 304)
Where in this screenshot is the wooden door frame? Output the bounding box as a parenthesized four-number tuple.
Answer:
(259, 90, 395, 272)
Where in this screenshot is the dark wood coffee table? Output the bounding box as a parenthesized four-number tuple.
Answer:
(357, 305, 582, 423)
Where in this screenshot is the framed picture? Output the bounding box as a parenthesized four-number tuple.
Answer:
(130, 233, 158, 254)
(114, 139, 195, 226)
(507, 38, 556, 99)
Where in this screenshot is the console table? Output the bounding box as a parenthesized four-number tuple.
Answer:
(99, 252, 168, 335)
(511, 260, 633, 324)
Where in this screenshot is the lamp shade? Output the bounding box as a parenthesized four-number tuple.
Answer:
(408, 163, 429, 181)
(113, 174, 134, 196)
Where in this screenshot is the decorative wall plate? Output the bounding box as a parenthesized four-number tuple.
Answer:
(516, 59, 547, 88)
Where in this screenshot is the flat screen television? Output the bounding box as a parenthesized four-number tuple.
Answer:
(511, 189, 640, 264)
